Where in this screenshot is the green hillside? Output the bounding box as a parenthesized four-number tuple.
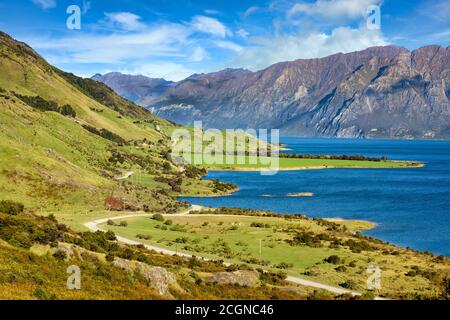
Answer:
(0, 31, 234, 221)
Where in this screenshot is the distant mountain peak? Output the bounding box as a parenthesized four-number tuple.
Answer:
(92, 45, 450, 139)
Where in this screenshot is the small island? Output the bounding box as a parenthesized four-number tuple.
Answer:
(287, 192, 314, 197)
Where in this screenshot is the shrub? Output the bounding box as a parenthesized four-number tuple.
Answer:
(52, 250, 67, 261)
(324, 255, 341, 264)
(119, 221, 128, 227)
(335, 265, 347, 273)
(164, 219, 173, 226)
(275, 262, 293, 269)
(105, 253, 115, 262)
(59, 104, 76, 117)
(33, 287, 55, 300)
(0, 200, 24, 215)
(339, 279, 358, 290)
(175, 237, 188, 244)
(9, 232, 32, 248)
(348, 261, 357, 268)
(259, 270, 287, 285)
(82, 125, 127, 145)
(104, 230, 116, 241)
(443, 277, 450, 299)
(358, 291, 376, 300)
(307, 290, 334, 300)
(136, 234, 152, 240)
(250, 222, 269, 228)
(106, 219, 116, 226)
(152, 214, 164, 222)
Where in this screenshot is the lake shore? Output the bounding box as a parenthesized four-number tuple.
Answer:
(206, 161, 424, 172)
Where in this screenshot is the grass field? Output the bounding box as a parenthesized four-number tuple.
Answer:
(101, 212, 449, 299)
(179, 154, 422, 171)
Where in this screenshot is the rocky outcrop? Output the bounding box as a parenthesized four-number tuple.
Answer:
(204, 270, 260, 287)
(113, 258, 177, 297)
(94, 45, 450, 139)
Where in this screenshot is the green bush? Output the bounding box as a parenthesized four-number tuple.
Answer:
(105, 230, 116, 241)
(81, 124, 127, 144)
(136, 234, 152, 240)
(105, 253, 115, 262)
(9, 232, 33, 248)
(119, 221, 128, 227)
(250, 222, 270, 228)
(324, 255, 341, 264)
(0, 200, 24, 215)
(152, 214, 164, 222)
(33, 287, 55, 300)
(339, 279, 358, 290)
(52, 250, 67, 261)
(59, 104, 76, 117)
(335, 265, 347, 273)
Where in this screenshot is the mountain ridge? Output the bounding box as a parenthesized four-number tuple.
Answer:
(92, 44, 450, 139)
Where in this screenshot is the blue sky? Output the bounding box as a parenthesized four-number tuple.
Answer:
(1, 0, 449, 80)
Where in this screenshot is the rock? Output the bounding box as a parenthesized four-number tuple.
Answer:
(204, 270, 260, 287)
(113, 258, 177, 297)
(51, 243, 83, 261)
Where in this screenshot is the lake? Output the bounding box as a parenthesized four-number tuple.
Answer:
(181, 137, 450, 256)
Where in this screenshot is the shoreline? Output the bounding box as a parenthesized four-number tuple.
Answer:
(206, 161, 424, 172)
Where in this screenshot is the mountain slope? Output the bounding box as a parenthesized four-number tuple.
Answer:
(99, 46, 450, 139)
(92, 72, 173, 107)
(0, 31, 224, 217)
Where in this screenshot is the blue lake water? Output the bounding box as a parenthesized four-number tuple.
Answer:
(181, 138, 450, 256)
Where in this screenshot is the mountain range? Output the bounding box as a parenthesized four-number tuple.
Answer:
(93, 45, 450, 139)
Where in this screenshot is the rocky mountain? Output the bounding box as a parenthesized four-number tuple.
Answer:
(92, 72, 173, 106)
(94, 45, 450, 139)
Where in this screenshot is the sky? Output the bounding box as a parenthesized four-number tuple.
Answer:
(0, 0, 449, 81)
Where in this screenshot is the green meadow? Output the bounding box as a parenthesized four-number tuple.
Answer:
(102, 211, 449, 299)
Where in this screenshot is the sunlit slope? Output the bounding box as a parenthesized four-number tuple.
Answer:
(0, 31, 179, 211)
(0, 31, 171, 141)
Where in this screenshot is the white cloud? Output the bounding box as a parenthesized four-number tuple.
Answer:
(288, 0, 381, 21)
(233, 26, 388, 71)
(237, 29, 250, 38)
(129, 62, 197, 81)
(31, 0, 56, 10)
(104, 12, 145, 31)
(214, 40, 243, 53)
(204, 9, 220, 15)
(243, 6, 260, 18)
(28, 23, 192, 64)
(191, 15, 232, 38)
(191, 46, 207, 62)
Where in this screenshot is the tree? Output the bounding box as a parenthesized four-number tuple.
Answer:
(59, 104, 76, 117)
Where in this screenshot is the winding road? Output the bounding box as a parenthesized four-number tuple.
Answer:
(84, 206, 387, 299)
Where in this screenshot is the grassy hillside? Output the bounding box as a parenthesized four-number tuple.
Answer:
(0, 31, 233, 219)
(0, 204, 325, 300)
